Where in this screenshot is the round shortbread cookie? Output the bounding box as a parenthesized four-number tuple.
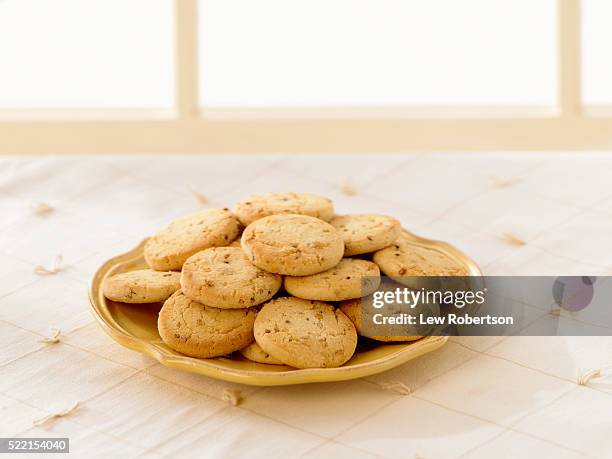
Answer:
(234, 192, 334, 226)
(144, 209, 240, 271)
(339, 297, 423, 342)
(158, 291, 256, 358)
(241, 214, 344, 276)
(330, 214, 401, 256)
(254, 297, 357, 368)
(102, 269, 180, 303)
(181, 247, 282, 309)
(373, 232, 469, 288)
(284, 258, 381, 301)
(240, 342, 284, 365)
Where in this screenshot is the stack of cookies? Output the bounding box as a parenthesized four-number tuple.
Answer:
(102, 192, 447, 369)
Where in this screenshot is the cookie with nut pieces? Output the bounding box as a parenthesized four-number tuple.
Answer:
(241, 214, 344, 276)
(330, 214, 401, 256)
(254, 296, 357, 368)
(103, 269, 180, 303)
(158, 291, 256, 358)
(284, 258, 381, 301)
(373, 231, 469, 287)
(144, 208, 240, 271)
(181, 247, 282, 309)
(240, 342, 284, 365)
(234, 192, 334, 226)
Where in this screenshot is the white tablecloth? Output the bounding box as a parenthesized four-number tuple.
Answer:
(1, 153, 612, 459)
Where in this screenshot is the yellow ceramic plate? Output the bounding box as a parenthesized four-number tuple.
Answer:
(89, 231, 482, 386)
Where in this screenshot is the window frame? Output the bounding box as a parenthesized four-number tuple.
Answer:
(2, 0, 612, 154)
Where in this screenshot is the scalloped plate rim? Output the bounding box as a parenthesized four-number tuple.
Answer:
(88, 230, 481, 386)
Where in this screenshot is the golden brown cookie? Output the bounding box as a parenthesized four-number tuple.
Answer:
(373, 232, 469, 288)
(234, 192, 334, 226)
(330, 214, 401, 256)
(158, 291, 256, 358)
(102, 269, 180, 303)
(239, 342, 284, 365)
(241, 214, 344, 276)
(254, 297, 357, 368)
(228, 239, 242, 248)
(339, 297, 423, 342)
(284, 258, 380, 301)
(181, 247, 282, 309)
(144, 208, 240, 271)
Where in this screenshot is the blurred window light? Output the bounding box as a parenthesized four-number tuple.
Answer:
(0, 0, 175, 109)
(198, 0, 558, 107)
(582, 0, 612, 105)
